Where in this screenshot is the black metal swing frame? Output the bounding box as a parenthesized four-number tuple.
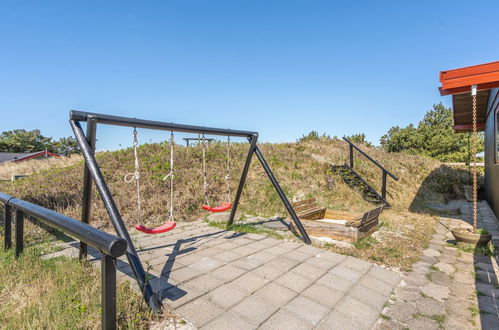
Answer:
(69, 110, 311, 312)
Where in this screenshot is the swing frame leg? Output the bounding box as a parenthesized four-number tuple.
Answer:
(228, 135, 311, 244)
(228, 135, 257, 225)
(71, 119, 162, 313)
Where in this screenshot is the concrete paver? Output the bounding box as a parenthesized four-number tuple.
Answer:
(47, 220, 401, 329)
(375, 200, 499, 330)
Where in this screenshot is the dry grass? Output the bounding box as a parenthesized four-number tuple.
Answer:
(0, 237, 164, 329)
(0, 138, 473, 271)
(0, 155, 83, 181)
(321, 210, 436, 271)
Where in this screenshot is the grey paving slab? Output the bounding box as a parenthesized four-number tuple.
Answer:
(259, 308, 313, 330)
(250, 263, 287, 282)
(201, 311, 256, 330)
(301, 283, 345, 309)
(210, 264, 247, 282)
(53, 220, 400, 328)
(316, 309, 369, 330)
(333, 295, 380, 328)
(316, 272, 356, 292)
(230, 272, 270, 295)
(231, 294, 280, 326)
(283, 295, 330, 326)
(205, 283, 247, 310)
(274, 271, 314, 293)
(175, 296, 224, 328)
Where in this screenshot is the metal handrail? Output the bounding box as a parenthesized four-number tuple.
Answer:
(343, 137, 399, 180)
(1, 192, 126, 329)
(0, 192, 127, 257)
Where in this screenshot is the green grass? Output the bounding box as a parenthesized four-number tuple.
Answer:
(430, 265, 440, 272)
(456, 243, 496, 257)
(0, 240, 162, 329)
(207, 221, 285, 240)
(353, 236, 378, 249)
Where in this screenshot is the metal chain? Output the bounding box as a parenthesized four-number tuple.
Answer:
(124, 127, 142, 222)
(472, 86, 478, 230)
(225, 136, 231, 202)
(162, 132, 175, 221)
(202, 134, 210, 205)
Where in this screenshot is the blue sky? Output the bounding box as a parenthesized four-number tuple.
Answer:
(1, 1, 498, 150)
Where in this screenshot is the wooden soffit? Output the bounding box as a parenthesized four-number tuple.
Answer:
(438, 61, 499, 132)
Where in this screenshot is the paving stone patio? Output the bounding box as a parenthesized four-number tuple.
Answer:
(374, 200, 499, 330)
(49, 221, 401, 329)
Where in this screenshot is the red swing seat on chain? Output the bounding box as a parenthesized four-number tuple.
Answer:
(127, 128, 177, 235)
(135, 222, 177, 234)
(200, 135, 233, 213)
(202, 202, 232, 212)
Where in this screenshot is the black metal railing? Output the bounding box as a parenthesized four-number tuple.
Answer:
(343, 137, 399, 201)
(0, 192, 127, 330)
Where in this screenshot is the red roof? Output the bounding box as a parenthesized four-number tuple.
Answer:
(439, 61, 499, 96)
(11, 151, 60, 162)
(438, 61, 499, 132)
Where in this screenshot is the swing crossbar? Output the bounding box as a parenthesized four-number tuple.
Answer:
(70, 110, 258, 138)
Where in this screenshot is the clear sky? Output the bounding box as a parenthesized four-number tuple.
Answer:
(1, 1, 498, 150)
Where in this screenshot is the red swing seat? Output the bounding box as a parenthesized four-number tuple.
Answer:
(135, 221, 176, 234)
(202, 202, 232, 212)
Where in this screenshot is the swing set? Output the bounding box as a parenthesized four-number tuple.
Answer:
(69, 110, 311, 312)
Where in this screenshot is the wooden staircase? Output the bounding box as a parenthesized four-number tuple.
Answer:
(331, 164, 388, 206)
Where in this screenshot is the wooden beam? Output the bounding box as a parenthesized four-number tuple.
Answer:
(452, 123, 485, 132)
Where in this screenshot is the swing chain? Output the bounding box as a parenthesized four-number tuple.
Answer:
(124, 126, 142, 222)
(225, 135, 231, 202)
(202, 134, 210, 205)
(162, 132, 175, 221)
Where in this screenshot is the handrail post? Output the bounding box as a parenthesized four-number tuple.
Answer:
(80, 115, 97, 259)
(381, 170, 387, 200)
(4, 204, 12, 250)
(15, 209, 24, 257)
(102, 254, 117, 330)
(349, 144, 354, 169)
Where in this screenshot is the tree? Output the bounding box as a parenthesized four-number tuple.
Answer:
(298, 131, 331, 142)
(345, 133, 373, 147)
(380, 103, 483, 162)
(0, 129, 81, 155)
(51, 137, 81, 156)
(0, 129, 53, 153)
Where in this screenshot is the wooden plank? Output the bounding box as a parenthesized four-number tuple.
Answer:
(291, 198, 317, 208)
(324, 210, 362, 221)
(298, 219, 357, 242)
(297, 207, 326, 220)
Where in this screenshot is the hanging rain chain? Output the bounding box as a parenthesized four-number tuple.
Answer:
(471, 85, 478, 229)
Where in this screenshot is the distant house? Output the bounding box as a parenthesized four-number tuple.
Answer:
(0, 150, 60, 164)
(439, 61, 499, 217)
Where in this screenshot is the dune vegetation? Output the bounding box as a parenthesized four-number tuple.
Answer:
(1, 137, 473, 269)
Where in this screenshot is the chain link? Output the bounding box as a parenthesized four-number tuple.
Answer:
(472, 90, 478, 230)
(226, 135, 231, 202)
(124, 127, 142, 222)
